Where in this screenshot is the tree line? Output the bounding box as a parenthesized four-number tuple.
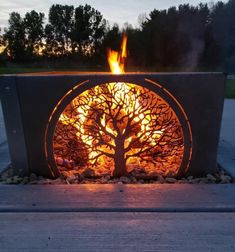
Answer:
(0, 1, 235, 72)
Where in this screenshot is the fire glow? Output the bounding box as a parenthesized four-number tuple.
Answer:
(54, 84, 184, 177)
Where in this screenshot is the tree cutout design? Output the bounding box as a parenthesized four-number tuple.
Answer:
(53, 82, 184, 177)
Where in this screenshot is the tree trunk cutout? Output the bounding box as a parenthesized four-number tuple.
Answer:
(53, 82, 184, 177)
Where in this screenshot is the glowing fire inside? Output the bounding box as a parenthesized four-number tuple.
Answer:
(53, 82, 184, 178)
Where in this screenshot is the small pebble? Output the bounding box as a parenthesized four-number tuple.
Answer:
(0, 166, 233, 185)
(82, 168, 95, 178)
(119, 176, 130, 183)
(187, 176, 194, 180)
(29, 173, 38, 182)
(220, 175, 232, 184)
(66, 174, 77, 183)
(165, 177, 177, 183)
(206, 174, 217, 182)
(157, 175, 165, 183)
(6, 178, 13, 184)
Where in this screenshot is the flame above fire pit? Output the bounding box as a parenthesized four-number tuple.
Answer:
(107, 34, 127, 74)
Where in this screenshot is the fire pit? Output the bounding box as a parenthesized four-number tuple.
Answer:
(0, 72, 225, 179)
(0, 35, 226, 180)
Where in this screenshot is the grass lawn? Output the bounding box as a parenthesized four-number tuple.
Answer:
(226, 79, 235, 98)
(0, 67, 55, 74)
(0, 66, 105, 75)
(0, 67, 235, 98)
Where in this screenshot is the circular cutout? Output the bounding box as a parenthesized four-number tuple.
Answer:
(46, 81, 192, 178)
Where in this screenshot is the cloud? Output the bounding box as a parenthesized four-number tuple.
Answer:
(0, 0, 227, 28)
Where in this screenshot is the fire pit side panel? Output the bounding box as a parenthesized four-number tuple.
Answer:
(14, 75, 85, 178)
(0, 76, 29, 176)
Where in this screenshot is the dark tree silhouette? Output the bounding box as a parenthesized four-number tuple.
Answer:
(210, 0, 235, 72)
(72, 4, 106, 55)
(47, 4, 74, 55)
(55, 83, 184, 177)
(0, 28, 5, 48)
(4, 12, 26, 61)
(24, 10, 45, 58)
(2, 1, 235, 71)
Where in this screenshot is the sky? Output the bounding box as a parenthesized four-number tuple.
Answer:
(0, 0, 228, 30)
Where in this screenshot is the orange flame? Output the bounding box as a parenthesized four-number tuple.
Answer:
(107, 34, 128, 74)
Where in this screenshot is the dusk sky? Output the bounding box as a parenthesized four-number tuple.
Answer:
(0, 0, 227, 30)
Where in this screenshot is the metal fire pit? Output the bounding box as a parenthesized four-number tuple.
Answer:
(0, 72, 225, 178)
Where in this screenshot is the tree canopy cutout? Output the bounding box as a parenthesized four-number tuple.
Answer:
(53, 82, 184, 177)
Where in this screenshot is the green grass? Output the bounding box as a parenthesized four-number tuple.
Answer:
(0, 67, 55, 74)
(0, 66, 105, 75)
(226, 79, 235, 98)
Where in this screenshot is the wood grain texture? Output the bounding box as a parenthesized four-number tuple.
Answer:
(0, 212, 235, 251)
(0, 184, 235, 212)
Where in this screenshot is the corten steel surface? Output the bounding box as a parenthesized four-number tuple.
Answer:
(0, 73, 225, 178)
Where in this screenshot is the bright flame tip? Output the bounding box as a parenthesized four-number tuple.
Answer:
(107, 34, 128, 74)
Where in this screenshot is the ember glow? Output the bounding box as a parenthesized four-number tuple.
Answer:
(107, 34, 127, 74)
(54, 82, 184, 178)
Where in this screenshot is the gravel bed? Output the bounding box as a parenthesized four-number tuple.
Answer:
(0, 166, 233, 185)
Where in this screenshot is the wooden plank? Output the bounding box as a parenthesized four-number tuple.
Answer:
(1, 184, 235, 212)
(0, 212, 235, 251)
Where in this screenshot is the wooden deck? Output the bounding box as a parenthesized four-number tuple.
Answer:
(0, 184, 235, 251)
